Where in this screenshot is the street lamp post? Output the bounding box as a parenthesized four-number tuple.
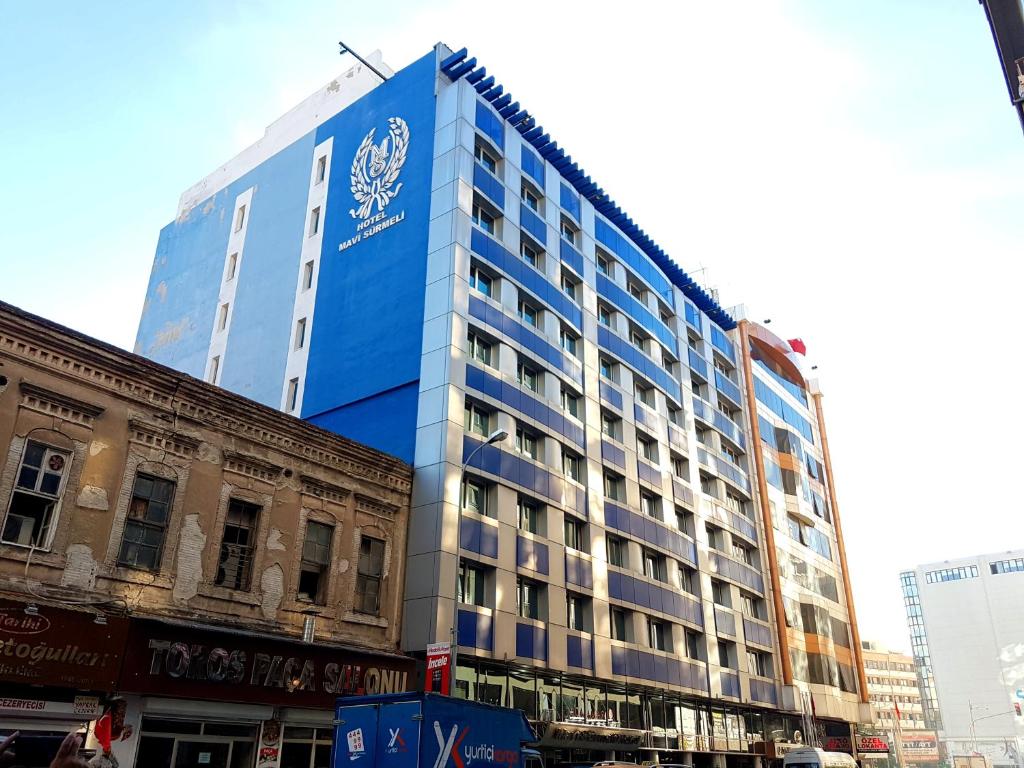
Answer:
(968, 700, 1014, 755)
(449, 428, 508, 695)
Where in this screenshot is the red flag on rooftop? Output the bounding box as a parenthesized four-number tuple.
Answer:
(788, 338, 807, 355)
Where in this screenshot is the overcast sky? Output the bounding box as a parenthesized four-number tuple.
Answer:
(2, 1, 1020, 653)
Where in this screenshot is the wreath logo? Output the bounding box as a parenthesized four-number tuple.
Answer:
(348, 117, 410, 220)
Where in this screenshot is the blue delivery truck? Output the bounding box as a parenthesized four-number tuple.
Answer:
(331, 692, 544, 768)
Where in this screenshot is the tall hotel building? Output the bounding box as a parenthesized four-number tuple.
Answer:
(136, 44, 870, 763)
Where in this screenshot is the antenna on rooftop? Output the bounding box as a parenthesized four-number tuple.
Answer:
(338, 40, 390, 82)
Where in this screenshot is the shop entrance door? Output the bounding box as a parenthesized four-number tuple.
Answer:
(174, 741, 231, 768)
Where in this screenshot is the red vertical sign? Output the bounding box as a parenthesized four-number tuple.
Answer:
(424, 642, 451, 695)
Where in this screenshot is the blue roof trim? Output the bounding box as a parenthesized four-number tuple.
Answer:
(440, 48, 736, 331)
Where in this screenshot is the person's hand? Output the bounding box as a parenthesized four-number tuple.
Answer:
(0, 731, 19, 768)
(50, 731, 89, 768)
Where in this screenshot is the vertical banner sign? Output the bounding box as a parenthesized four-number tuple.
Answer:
(424, 642, 451, 695)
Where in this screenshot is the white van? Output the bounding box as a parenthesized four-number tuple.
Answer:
(782, 747, 859, 768)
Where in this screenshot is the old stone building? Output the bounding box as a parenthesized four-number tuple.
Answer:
(0, 301, 413, 768)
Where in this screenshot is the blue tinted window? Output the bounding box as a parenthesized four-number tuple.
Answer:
(560, 183, 581, 221)
(595, 217, 674, 307)
(475, 101, 504, 149)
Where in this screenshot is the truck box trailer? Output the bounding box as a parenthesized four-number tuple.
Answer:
(332, 692, 543, 768)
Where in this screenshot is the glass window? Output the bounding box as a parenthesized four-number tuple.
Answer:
(562, 450, 581, 482)
(472, 203, 496, 234)
(679, 564, 696, 594)
(611, 607, 629, 641)
(643, 550, 667, 582)
(600, 358, 614, 380)
(639, 436, 659, 463)
(711, 579, 731, 608)
(560, 218, 578, 246)
(518, 497, 540, 534)
(564, 516, 585, 552)
(521, 183, 540, 211)
(607, 535, 625, 567)
(597, 254, 610, 275)
(560, 387, 580, 418)
(559, 328, 578, 357)
(469, 266, 492, 297)
(516, 360, 539, 392)
(478, 666, 507, 708)
(474, 143, 497, 173)
(520, 240, 540, 268)
(515, 428, 538, 460)
(676, 508, 694, 536)
(468, 332, 492, 366)
(509, 670, 537, 719)
(567, 592, 587, 631)
(648, 617, 668, 651)
(517, 577, 540, 619)
(215, 499, 260, 591)
(116, 473, 175, 570)
(538, 676, 560, 722)
(560, 273, 578, 301)
(598, 304, 612, 326)
(642, 493, 660, 519)
(518, 301, 538, 327)
(560, 678, 583, 722)
(298, 521, 333, 604)
(464, 402, 490, 436)
(459, 560, 486, 606)
(601, 412, 620, 439)
(685, 630, 701, 660)
(462, 478, 487, 516)
(2, 441, 73, 548)
(636, 384, 655, 407)
(718, 640, 733, 669)
(355, 535, 385, 614)
(603, 472, 623, 501)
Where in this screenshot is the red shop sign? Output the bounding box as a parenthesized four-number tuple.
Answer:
(0, 599, 128, 691)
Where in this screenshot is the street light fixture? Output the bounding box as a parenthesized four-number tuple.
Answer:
(968, 700, 1014, 755)
(450, 428, 508, 694)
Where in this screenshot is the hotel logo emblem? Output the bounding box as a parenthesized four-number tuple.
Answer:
(348, 116, 409, 220)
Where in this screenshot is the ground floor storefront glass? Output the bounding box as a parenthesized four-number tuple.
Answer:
(455, 656, 806, 762)
(278, 726, 333, 768)
(134, 718, 258, 768)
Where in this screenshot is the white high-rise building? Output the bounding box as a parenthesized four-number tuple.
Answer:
(901, 551, 1024, 768)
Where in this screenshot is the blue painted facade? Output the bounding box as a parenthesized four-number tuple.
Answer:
(300, 51, 437, 458)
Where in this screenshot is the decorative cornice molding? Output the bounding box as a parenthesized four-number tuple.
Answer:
(127, 418, 199, 459)
(18, 381, 105, 427)
(222, 451, 282, 484)
(300, 475, 352, 504)
(354, 493, 399, 519)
